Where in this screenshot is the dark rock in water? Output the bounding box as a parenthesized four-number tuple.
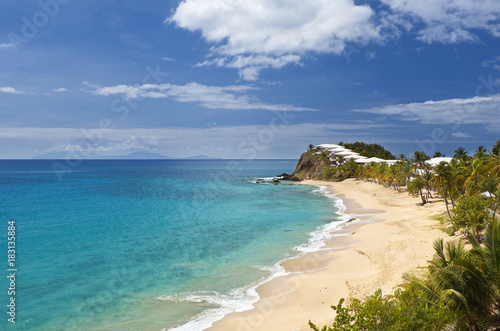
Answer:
(276, 173, 300, 181)
(255, 173, 299, 184)
(255, 178, 280, 185)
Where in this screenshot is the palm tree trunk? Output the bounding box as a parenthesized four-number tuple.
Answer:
(442, 183, 452, 219)
(419, 189, 426, 205)
(449, 188, 456, 209)
(426, 185, 434, 198)
(493, 190, 500, 219)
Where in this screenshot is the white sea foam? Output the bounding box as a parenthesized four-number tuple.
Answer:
(165, 183, 357, 331)
(162, 262, 289, 330)
(296, 185, 358, 252)
(160, 287, 259, 331)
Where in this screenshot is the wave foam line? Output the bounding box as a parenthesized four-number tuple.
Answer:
(162, 263, 288, 331)
(164, 184, 356, 330)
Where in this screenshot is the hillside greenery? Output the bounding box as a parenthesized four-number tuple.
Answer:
(339, 141, 396, 160)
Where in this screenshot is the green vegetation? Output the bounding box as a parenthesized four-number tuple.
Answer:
(290, 147, 332, 180)
(310, 222, 500, 330)
(339, 141, 396, 160)
(307, 139, 500, 330)
(309, 288, 453, 331)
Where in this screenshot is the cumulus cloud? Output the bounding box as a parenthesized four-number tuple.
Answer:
(169, 0, 500, 79)
(0, 86, 24, 94)
(89, 82, 314, 111)
(53, 88, 68, 92)
(352, 94, 500, 130)
(381, 0, 500, 43)
(170, 0, 382, 79)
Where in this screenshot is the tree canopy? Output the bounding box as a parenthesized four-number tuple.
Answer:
(338, 141, 396, 160)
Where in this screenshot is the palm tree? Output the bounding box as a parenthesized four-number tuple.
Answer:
(398, 160, 413, 185)
(407, 177, 428, 204)
(494, 183, 500, 220)
(470, 218, 500, 311)
(464, 158, 486, 192)
(406, 239, 492, 331)
(412, 150, 430, 172)
(492, 139, 500, 156)
(454, 147, 469, 163)
(447, 161, 464, 208)
(308, 144, 315, 152)
(485, 154, 500, 218)
(434, 151, 445, 157)
(433, 161, 453, 219)
(466, 209, 489, 242)
(474, 146, 488, 160)
(422, 170, 434, 199)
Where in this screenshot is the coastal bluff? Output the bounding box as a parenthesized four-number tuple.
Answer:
(289, 150, 331, 181)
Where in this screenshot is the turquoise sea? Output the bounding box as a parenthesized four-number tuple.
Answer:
(0, 160, 344, 331)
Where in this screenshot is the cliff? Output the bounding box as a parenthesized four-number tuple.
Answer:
(290, 150, 335, 181)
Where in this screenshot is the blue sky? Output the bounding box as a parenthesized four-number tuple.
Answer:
(1, 0, 499, 159)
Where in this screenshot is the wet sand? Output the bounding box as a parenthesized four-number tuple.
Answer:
(207, 179, 446, 331)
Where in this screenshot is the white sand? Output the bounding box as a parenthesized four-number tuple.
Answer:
(207, 179, 447, 331)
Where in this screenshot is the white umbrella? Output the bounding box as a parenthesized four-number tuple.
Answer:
(482, 191, 495, 199)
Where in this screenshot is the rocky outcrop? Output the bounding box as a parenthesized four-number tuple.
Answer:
(289, 150, 332, 180)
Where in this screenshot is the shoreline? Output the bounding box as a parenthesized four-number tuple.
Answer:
(206, 179, 447, 331)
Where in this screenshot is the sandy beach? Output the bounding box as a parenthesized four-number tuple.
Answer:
(207, 178, 448, 331)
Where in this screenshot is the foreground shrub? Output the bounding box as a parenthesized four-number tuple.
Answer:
(309, 287, 453, 331)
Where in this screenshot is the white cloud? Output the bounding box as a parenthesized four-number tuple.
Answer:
(0, 43, 15, 50)
(58, 136, 160, 153)
(169, 0, 500, 79)
(381, 0, 500, 43)
(482, 56, 500, 71)
(53, 88, 68, 92)
(170, 0, 382, 79)
(162, 57, 176, 61)
(0, 86, 24, 94)
(197, 54, 302, 81)
(352, 94, 500, 131)
(90, 82, 314, 111)
(0, 122, 394, 158)
(451, 132, 472, 138)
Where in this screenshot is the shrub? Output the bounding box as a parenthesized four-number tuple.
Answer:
(451, 194, 490, 233)
(309, 288, 452, 331)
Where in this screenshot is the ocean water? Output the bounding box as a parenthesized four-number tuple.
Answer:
(0, 160, 343, 331)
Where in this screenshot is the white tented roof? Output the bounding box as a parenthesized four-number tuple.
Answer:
(426, 157, 453, 166)
(318, 144, 343, 149)
(334, 150, 359, 156)
(365, 157, 385, 163)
